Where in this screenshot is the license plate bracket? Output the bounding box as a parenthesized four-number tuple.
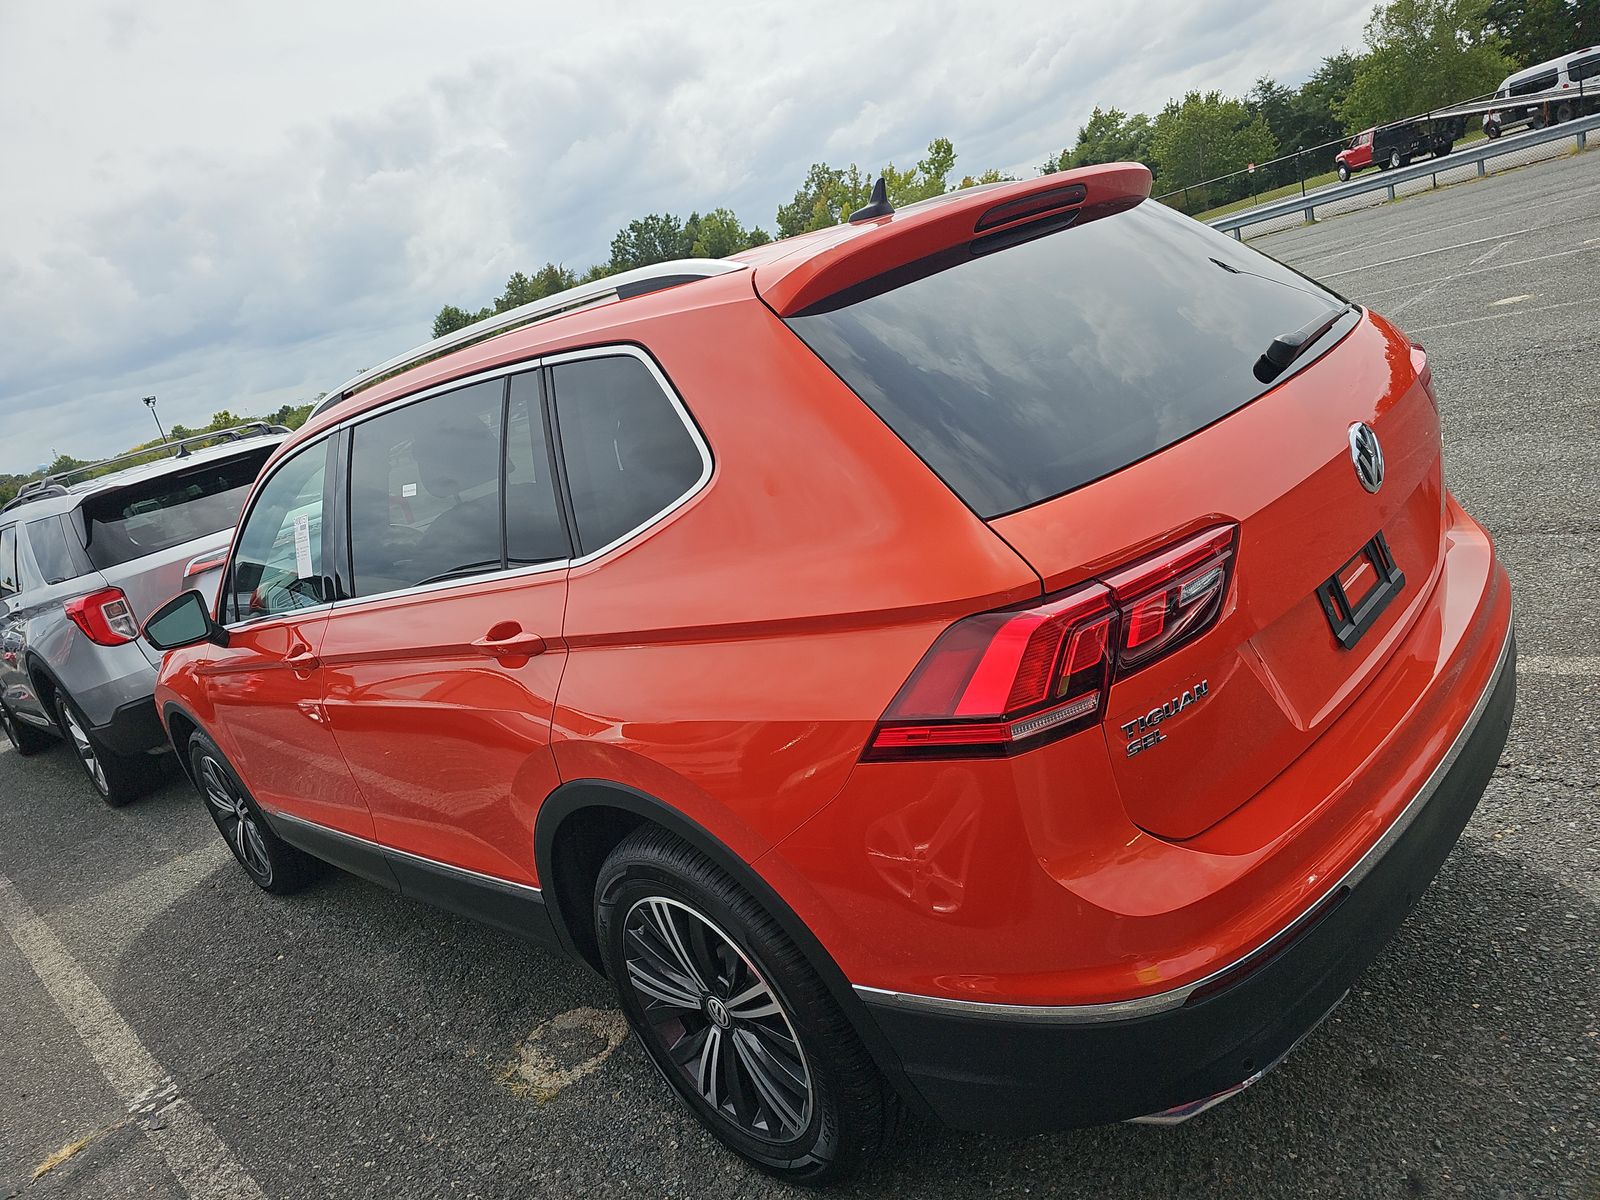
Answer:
(1316, 531, 1404, 650)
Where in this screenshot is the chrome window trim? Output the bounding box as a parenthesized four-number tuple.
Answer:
(853, 611, 1515, 1025)
(545, 343, 715, 567)
(316, 342, 712, 612)
(266, 807, 543, 897)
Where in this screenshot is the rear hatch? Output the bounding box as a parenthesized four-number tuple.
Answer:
(782, 191, 1443, 840)
(73, 443, 277, 632)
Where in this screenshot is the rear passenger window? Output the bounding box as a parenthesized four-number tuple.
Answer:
(25, 517, 79, 585)
(1571, 54, 1600, 83)
(550, 355, 705, 555)
(0, 526, 17, 597)
(1510, 70, 1557, 96)
(347, 380, 507, 598)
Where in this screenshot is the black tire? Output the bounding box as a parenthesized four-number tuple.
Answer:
(52, 691, 154, 806)
(1436, 139, 1453, 157)
(1337, 163, 1350, 182)
(2, 698, 54, 756)
(187, 732, 321, 893)
(1388, 150, 1403, 170)
(1555, 102, 1574, 124)
(596, 827, 898, 1186)
(1527, 112, 1545, 131)
(1485, 120, 1501, 139)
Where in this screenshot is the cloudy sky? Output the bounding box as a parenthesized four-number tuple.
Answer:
(0, 0, 1373, 473)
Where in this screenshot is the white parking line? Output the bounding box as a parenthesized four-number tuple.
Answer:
(1287, 181, 1600, 267)
(1402, 298, 1592, 334)
(1317, 210, 1600, 279)
(0, 874, 266, 1199)
(1517, 656, 1600, 678)
(1357, 244, 1600, 298)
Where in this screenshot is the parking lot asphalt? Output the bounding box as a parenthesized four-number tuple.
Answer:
(3, 149, 1597, 1200)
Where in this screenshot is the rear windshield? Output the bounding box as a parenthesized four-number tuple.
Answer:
(785, 200, 1352, 518)
(81, 448, 272, 569)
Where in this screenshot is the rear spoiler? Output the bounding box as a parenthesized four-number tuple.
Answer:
(756, 163, 1152, 317)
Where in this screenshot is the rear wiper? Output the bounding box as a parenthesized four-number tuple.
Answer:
(1254, 302, 1357, 382)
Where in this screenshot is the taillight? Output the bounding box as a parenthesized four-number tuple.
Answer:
(1103, 525, 1236, 673)
(64, 587, 140, 646)
(865, 525, 1237, 760)
(866, 584, 1116, 760)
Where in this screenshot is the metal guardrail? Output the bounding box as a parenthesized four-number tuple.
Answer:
(1210, 110, 1600, 238)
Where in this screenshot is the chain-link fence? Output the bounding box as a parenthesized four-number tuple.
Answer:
(1152, 75, 1598, 226)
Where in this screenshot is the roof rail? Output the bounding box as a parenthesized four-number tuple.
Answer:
(3, 422, 290, 511)
(2, 481, 69, 514)
(310, 258, 746, 419)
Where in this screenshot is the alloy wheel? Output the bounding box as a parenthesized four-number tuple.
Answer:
(621, 896, 814, 1144)
(199, 754, 273, 884)
(60, 704, 108, 795)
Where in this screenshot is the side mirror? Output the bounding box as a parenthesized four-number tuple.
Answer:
(143, 590, 228, 651)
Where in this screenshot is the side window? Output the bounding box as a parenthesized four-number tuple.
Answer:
(25, 517, 81, 585)
(506, 373, 571, 566)
(347, 380, 505, 598)
(0, 525, 17, 597)
(550, 355, 705, 556)
(1571, 54, 1600, 84)
(226, 444, 330, 623)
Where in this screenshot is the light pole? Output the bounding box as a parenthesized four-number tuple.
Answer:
(142, 395, 168, 447)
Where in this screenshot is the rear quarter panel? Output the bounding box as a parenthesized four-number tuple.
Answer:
(548, 288, 1041, 868)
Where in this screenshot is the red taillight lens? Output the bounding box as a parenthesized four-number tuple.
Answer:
(1102, 525, 1237, 673)
(866, 583, 1116, 760)
(64, 587, 140, 646)
(866, 524, 1238, 761)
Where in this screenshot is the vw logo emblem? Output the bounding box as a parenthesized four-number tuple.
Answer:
(1348, 423, 1385, 494)
(704, 994, 732, 1029)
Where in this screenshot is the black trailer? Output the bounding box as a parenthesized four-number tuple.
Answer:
(1372, 112, 1469, 171)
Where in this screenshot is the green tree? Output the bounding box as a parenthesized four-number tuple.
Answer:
(606, 213, 687, 272)
(1247, 77, 1299, 147)
(493, 264, 579, 313)
(432, 303, 491, 338)
(774, 137, 987, 237)
(1150, 91, 1278, 198)
(1041, 108, 1155, 172)
(1338, 0, 1512, 130)
(686, 207, 770, 258)
(1483, 0, 1598, 67)
(1295, 51, 1362, 146)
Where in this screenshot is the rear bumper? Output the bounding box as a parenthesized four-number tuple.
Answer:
(858, 624, 1515, 1134)
(91, 695, 167, 756)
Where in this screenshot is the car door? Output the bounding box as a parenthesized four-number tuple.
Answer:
(317, 371, 570, 889)
(0, 523, 28, 717)
(198, 434, 375, 840)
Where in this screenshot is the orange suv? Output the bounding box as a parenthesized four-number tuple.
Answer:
(144, 163, 1515, 1184)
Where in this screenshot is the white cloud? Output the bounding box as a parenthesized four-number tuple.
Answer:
(0, 0, 1371, 471)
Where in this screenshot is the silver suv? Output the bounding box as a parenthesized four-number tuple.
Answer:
(0, 425, 286, 803)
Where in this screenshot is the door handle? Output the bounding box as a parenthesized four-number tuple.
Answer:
(471, 624, 546, 658)
(285, 647, 320, 671)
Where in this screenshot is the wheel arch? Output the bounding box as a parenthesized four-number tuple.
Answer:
(22, 651, 64, 720)
(161, 701, 203, 786)
(533, 778, 933, 1119)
